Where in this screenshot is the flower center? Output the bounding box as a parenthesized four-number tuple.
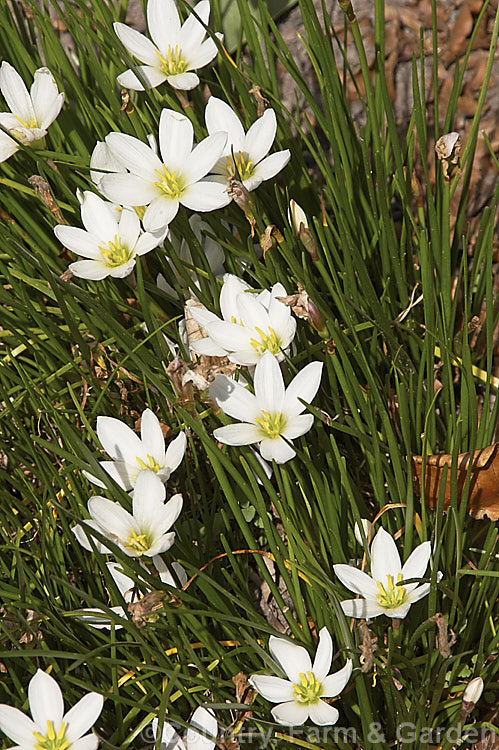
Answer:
(98, 234, 133, 268)
(224, 151, 255, 182)
(293, 671, 324, 705)
(33, 720, 70, 750)
(136, 453, 161, 473)
(375, 572, 407, 609)
(254, 410, 285, 439)
(155, 45, 188, 76)
(153, 165, 185, 199)
(125, 528, 151, 554)
(14, 114, 38, 129)
(249, 326, 282, 355)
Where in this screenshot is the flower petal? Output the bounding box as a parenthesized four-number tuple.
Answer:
(116, 65, 168, 91)
(259, 436, 295, 464)
(88, 496, 136, 541)
(283, 361, 323, 418)
(147, 0, 181, 53)
(271, 701, 310, 726)
(100, 173, 160, 207)
(210, 374, 258, 422)
(321, 659, 353, 698)
(244, 108, 277, 165)
(250, 150, 291, 184)
(0, 130, 19, 162)
(70, 735, 101, 750)
(213, 423, 262, 446)
(139, 409, 165, 463)
(53, 226, 101, 258)
(406, 583, 432, 605)
(80, 191, 118, 238)
(307, 700, 339, 726)
(269, 636, 311, 682)
(0, 705, 37, 745)
(0, 62, 34, 124)
(28, 669, 64, 731)
(340, 598, 386, 619)
(158, 108, 193, 172)
(113, 23, 159, 66)
(254, 351, 285, 414)
(401, 541, 431, 582)
(131, 471, 166, 528)
(370, 527, 402, 583)
(167, 71, 200, 90)
(181, 180, 230, 212)
(333, 564, 379, 600)
(97, 415, 143, 464)
(69, 260, 110, 281)
(248, 675, 294, 703)
(97, 460, 133, 490)
(205, 96, 245, 153)
(143, 195, 179, 232)
(281, 414, 314, 440)
(105, 132, 161, 180)
(64, 693, 104, 743)
(179, 1, 210, 56)
(31, 67, 64, 129)
(164, 431, 187, 474)
(184, 132, 227, 185)
(186, 37, 218, 71)
(312, 628, 332, 682)
(185, 706, 218, 750)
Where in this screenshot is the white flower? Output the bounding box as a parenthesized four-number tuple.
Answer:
(0, 669, 103, 750)
(90, 141, 127, 191)
(73, 471, 182, 558)
(100, 108, 229, 233)
(152, 706, 217, 750)
(86, 407, 186, 491)
(114, 0, 222, 92)
(79, 558, 187, 629)
(0, 62, 64, 162)
(157, 214, 225, 300)
(333, 527, 441, 620)
(288, 199, 309, 232)
(205, 96, 290, 191)
(53, 192, 164, 280)
(249, 627, 352, 726)
(188, 274, 296, 365)
(209, 350, 322, 463)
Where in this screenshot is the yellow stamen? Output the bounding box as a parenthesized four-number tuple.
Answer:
(98, 234, 133, 268)
(153, 164, 185, 199)
(249, 325, 282, 355)
(293, 671, 324, 705)
(375, 572, 407, 609)
(14, 114, 37, 128)
(136, 454, 161, 473)
(125, 528, 150, 554)
(224, 150, 255, 181)
(155, 45, 188, 76)
(33, 720, 70, 750)
(254, 410, 285, 439)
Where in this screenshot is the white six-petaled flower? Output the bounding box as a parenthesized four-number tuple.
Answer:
(209, 350, 322, 464)
(0, 61, 64, 163)
(114, 0, 222, 92)
(86, 407, 186, 491)
(188, 274, 296, 365)
(152, 706, 217, 750)
(99, 108, 229, 233)
(53, 192, 164, 280)
(205, 96, 290, 191)
(0, 669, 103, 750)
(249, 627, 352, 726)
(333, 527, 441, 620)
(73, 471, 182, 558)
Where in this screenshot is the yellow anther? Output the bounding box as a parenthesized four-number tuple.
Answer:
(224, 150, 255, 181)
(14, 114, 37, 128)
(293, 671, 324, 705)
(249, 325, 281, 355)
(136, 454, 161, 473)
(98, 234, 132, 268)
(153, 165, 185, 199)
(155, 45, 187, 76)
(125, 528, 150, 554)
(375, 573, 407, 609)
(254, 410, 285, 439)
(33, 721, 69, 750)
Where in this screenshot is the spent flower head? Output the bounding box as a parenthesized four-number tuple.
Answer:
(189, 274, 296, 365)
(0, 669, 103, 750)
(0, 62, 64, 162)
(85, 407, 186, 491)
(333, 527, 442, 620)
(73, 471, 182, 558)
(99, 108, 228, 234)
(249, 627, 352, 726)
(209, 350, 322, 463)
(114, 0, 222, 91)
(54, 192, 164, 280)
(205, 96, 290, 191)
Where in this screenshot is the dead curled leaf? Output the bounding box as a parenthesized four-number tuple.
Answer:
(435, 131, 462, 182)
(429, 612, 456, 658)
(412, 444, 499, 521)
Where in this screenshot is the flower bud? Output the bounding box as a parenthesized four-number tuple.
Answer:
(354, 518, 371, 545)
(462, 676, 483, 712)
(288, 199, 318, 261)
